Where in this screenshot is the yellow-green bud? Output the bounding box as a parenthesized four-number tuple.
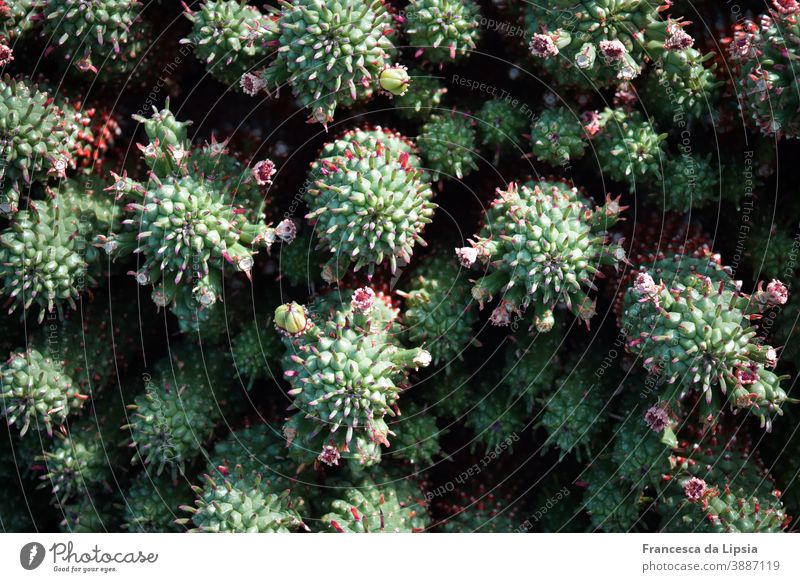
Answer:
(379, 65, 411, 97)
(274, 302, 308, 336)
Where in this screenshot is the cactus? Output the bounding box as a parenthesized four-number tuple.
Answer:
(405, 0, 481, 63)
(594, 108, 667, 186)
(258, 0, 397, 124)
(321, 474, 429, 532)
(305, 128, 435, 279)
(276, 290, 431, 464)
(476, 98, 528, 158)
(729, 4, 800, 138)
(393, 72, 447, 120)
(0, 0, 38, 41)
(101, 105, 293, 309)
(658, 151, 718, 213)
(40, 0, 148, 76)
(179, 467, 306, 532)
(621, 255, 790, 429)
(524, 1, 700, 88)
(539, 356, 611, 461)
(184, 0, 276, 88)
(1, 349, 85, 436)
(398, 252, 476, 365)
(123, 471, 190, 532)
(530, 106, 588, 166)
(458, 180, 626, 330)
(0, 77, 83, 213)
(418, 112, 478, 180)
(124, 348, 224, 475)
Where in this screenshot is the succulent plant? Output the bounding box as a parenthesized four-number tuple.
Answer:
(398, 252, 476, 365)
(530, 106, 588, 166)
(179, 467, 306, 532)
(184, 0, 276, 87)
(658, 150, 718, 213)
(458, 180, 626, 331)
(621, 254, 790, 429)
(320, 474, 429, 532)
(524, 1, 700, 88)
(1, 349, 85, 436)
(100, 104, 293, 309)
(124, 347, 225, 475)
(418, 112, 478, 180)
(305, 127, 435, 279)
(476, 98, 528, 158)
(276, 290, 431, 465)
(405, 0, 481, 63)
(123, 471, 190, 532)
(40, 0, 149, 76)
(393, 71, 447, 120)
(0, 77, 83, 213)
(729, 4, 800, 138)
(258, 0, 397, 123)
(594, 108, 667, 186)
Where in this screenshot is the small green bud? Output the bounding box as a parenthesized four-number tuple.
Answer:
(379, 65, 411, 97)
(274, 302, 309, 336)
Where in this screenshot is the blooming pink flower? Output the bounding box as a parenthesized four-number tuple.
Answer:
(252, 159, 276, 186)
(351, 287, 376, 313)
(529, 34, 559, 58)
(684, 477, 707, 502)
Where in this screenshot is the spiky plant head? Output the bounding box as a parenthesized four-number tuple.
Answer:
(0, 0, 38, 40)
(658, 151, 718, 213)
(0, 77, 82, 211)
(184, 0, 277, 87)
(305, 128, 435, 279)
(40, 0, 148, 75)
(123, 471, 190, 532)
(459, 180, 626, 328)
(659, 423, 789, 532)
(104, 112, 292, 310)
(583, 460, 641, 532)
(1, 349, 84, 436)
(418, 112, 478, 180)
(58, 494, 117, 533)
(465, 382, 528, 452)
(39, 420, 116, 500)
(259, 0, 397, 123)
(728, 6, 800, 138)
(206, 426, 298, 489)
(399, 252, 476, 365)
(387, 401, 443, 466)
(393, 71, 447, 120)
(405, 0, 481, 63)
(277, 289, 431, 460)
(321, 475, 429, 532)
(621, 257, 789, 429)
(276, 230, 324, 287)
(476, 98, 527, 154)
(124, 349, 224, 475)
(524, 2, 697, 88)
(0, 196, 99, 320)
(501, 328, 563, 412)
(639, 47, 721, 124)
(594, 108, 667, 186)
(229, 324, 283, 389)
(530, 106, 589, 165)
(539, 356, 610, 461)
(179, 468, 306, 532)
